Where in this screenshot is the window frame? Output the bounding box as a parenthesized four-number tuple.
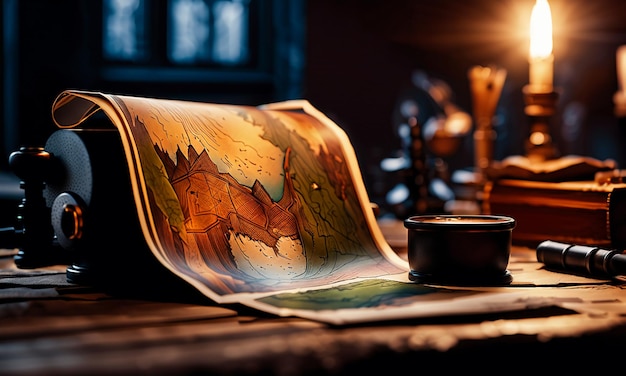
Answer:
(99, 0, 274, 85)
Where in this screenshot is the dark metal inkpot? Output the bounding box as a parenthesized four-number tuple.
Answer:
(404, 214, 516, 285)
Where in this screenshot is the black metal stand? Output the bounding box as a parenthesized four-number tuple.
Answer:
(6, 147, 68, 268)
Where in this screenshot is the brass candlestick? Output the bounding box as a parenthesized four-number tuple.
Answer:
(523, 85, 559, 161)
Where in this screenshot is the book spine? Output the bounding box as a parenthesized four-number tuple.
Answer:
(484, 182, 616, 249)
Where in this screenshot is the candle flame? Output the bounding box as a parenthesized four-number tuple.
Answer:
(529, 0, 553, 59)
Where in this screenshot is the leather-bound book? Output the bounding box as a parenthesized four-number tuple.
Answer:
(483, 179, 626, 250)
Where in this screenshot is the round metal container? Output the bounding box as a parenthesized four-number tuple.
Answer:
(404, 214, 516, 285)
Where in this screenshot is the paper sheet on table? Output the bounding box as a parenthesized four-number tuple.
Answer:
(50, 90, 621, 325)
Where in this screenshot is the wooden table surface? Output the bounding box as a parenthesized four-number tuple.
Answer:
(3, 220, 626, 375)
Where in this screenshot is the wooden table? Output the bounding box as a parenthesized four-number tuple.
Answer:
(3, 220, 626, 375)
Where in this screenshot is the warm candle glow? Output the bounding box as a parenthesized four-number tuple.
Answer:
(529, 0, 553, 59)
(614, 45, 626, 117)
(528, 0, 554, 92)
(617, 45, 626, 94)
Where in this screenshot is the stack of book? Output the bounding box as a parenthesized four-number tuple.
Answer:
(483, 179, 626, 250)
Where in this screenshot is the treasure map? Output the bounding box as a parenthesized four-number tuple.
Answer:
(51, 90, 566, 325)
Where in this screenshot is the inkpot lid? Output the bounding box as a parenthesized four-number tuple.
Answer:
(403, 215, 516, 231)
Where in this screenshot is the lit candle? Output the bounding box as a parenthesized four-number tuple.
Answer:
(615, 45, 626, 116)
(529, 0, 553, 92)
(617, 45, 626, 96)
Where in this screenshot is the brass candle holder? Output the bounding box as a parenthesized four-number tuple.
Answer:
(522, 85, 559, 162)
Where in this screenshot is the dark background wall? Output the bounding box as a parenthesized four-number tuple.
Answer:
(302, 0, 626, 210)
(2, 0, 626, 220)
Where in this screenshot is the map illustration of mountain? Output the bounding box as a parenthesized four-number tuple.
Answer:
(153, 142, 313, 283)
(51, 91, 407, 302)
